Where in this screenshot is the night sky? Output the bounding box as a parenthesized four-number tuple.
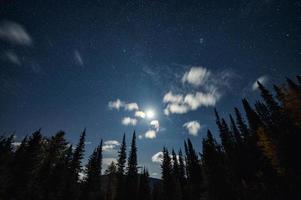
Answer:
(0, 0, 300, 178)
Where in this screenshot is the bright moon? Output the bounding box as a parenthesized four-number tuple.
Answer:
(146, 110, 155, 119)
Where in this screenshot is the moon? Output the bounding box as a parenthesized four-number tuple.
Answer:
(146, 109, 155, 119)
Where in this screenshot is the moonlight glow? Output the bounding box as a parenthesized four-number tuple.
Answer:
(146, 109, 155, 119)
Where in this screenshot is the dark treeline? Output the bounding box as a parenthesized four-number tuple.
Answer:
(0, 76, 301, 200)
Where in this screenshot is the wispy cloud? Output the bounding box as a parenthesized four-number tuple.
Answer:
(74, 50, 84, 66)
(30, 63, 43, 74)
(2, 51, 21, 65)
(183, 121, 202, 136)
(252, 75, 269, 91)
(121, 117, 137, 126)
(0, 20, 32, 46)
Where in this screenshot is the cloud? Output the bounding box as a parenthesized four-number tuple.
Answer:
(124, 103, 139, 111)
(163, 67, 227, 115)
(74, 50, 84, 66)
(183, 121, 201, 136)
(102, 140, 120, 152)
(182, 67, 210, 86)
(122, 117, 137, 126)
(152, 152, 163, 163)
(150, 120, 160, 131)
(145, 130, 157, 139)
(163, 91, 220, 115)
(0, 20, 32, 46)
(252, 75, 268, 91)
(138, 134, 143, 139)
(163, 91, 183, 104)
(108, 99, 139, 111)
(3, 51, 21, 65)
(135, 111, 146, 118)
(108, 99, 124, 110)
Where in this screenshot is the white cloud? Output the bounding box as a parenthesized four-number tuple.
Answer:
(145, 130, 157, 139)
(150, 120, 160, 131)
(3, 51, 21, 65)
(135, 111, 146, 118)
(122, 117, 137, 126)
(163, 91, 183, 104)
(0, 21, 32, 46)
(74, 50, 84, 66)
(252, 75, 268, 91)
(108, 99, 124, 110)
(138, 134, 143, 139)
(163, 67, 223, 115)
(183, 121, 201, 136)
(184, 91, 219, 108)
(182, 67, 210, 86)
(108, 99, 139, 111)
(102, 140, 120, 152)
(152, 152, 163, 163)
(163, 91, 220, 115)
(124, 102, 139, 111)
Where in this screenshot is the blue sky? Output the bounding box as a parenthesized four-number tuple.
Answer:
(0, 0, 300, 178)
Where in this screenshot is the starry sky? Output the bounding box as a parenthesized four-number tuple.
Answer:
(0, 0, 300, 178)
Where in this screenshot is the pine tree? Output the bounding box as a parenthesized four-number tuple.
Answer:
(81, 140, 103, 200)
(161, 147, 173, 200)
(242, 99, 262, 133)
(202, 130, 235, 200)
(172, 149, 179, 177)
(115, 134, 126, 200)
(185, 139, 203, 200)
(234, 107, 250, 141)
(257, 81, 280, 113)
(105, 162, 117, 200)
(273, 84, 286, 103)
(125, 131, 138, 200)
(71, 129, 86, 180)
(178, 149, 186, 185)
(138, 168, 151, 200)
(105, 161, 117, 175)
(127, 131, 138, 176)
(229, 114, 243, 149)
(117, 134, 126, 175)
(35, 131, 68, 199)
(63, 129, 86, 200)
(12, 130, 44, 200)
(0, 134, 14, 198)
